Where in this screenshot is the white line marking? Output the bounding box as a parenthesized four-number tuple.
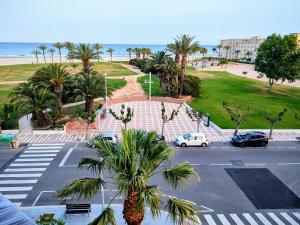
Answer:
(20, 154, 57, 157)
(280, 212, 299, 225)
(217, 214, 231, 225)
(59, 147, 74, 167)
(255, 213, 272, 225)
(245, 163, 266, 166)
(5, 168, 46, 172)
(16, 158, 53, 162)
(31, 143, 64, 146)
(4, 194, 27, 199)
(230, 214, 245, 225)
(278, 162, 300, 165)
(28, 146, 63, 149)
(0, 173, 42, 177)
(0, 186, 33, 191)
(10, 163, 50, 167)
(32, 190, 56, 207)
(293, 213, 300, 221)
(0, 180, 37, 184)
(243, 213, 258, 225)
(211, 163, 232, 166)
(267, 212, 285, 225)
(204, 214, 217, 225)
(13, 202, 22, 207)
(24, 150, 59, 153)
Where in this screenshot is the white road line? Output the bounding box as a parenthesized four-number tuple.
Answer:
(230, 214, 245, 225)
(5, 168, 46, 172)
(59, 147, 74, 167)
(13, 202, 22, 207)
(217, 214, 231, 225)
(15, 158, 53, 162)
(10, 163, 50, 167)
(4, 194, 27, 199)
(293, 213, 300, 221)
(0, 180, 37, 184)
(243, 213, 258, 225)
(204, 214, 217, 225)
(32, 190, 56, 207)
(0, 173, 42, 177)
(278, 163, 300, 165)
(31, 143, 64, 146)
(211, 163, 232, 166)
(280, 213, 299, 225)
(28, 146, 63, 149)
(255, 213, 272, 225)
(20, 154, 57, 157)
(24, 150, 60, 153)
(0, 186, 33, 191)
(267, 212, 285, 225)
(245, 163, 266, 166)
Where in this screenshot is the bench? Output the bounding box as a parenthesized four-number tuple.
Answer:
(65, 204, 91, 217)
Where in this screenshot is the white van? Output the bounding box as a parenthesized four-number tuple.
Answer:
(175, 132, 208, 147)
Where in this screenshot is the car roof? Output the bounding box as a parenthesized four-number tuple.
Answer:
(101, 132, 116, 137)
(247, 131, 266, 135)
(189, 132, 206, 137)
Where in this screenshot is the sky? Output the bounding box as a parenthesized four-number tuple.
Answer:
(0, 0, 299, 45)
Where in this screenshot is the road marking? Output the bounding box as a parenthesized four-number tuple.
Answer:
(199, 205, 214, 213)
(280, 212, 299, 225)
(0, 173, 42, 177)
(211, 163, 232, 166)
(20, 154, 57, 157)
(204, 214, 217, 225)
(0, 180, 37, 184)
(243, 213, 258, 225)
(255, 213, 272, 225)
(31, 143, 64, 146)
(230, 214, 245, 225)
(278, 162, 300, 165)
(5, 168, 46, 172)
(13, 202, 22, 207)
(32, 190, 56, 207)
(217, 214, 231, 225)
(190, 163, 201, 166)
(4, 194, 27, 199)
(24, 150, 60, 153)
(0, 186, 33, 191)
(293, 213, 300, 221)
(267, 212, 285, 225)
(15, 158, 53, 162)
(10, 163, 50, 167)
(59, 143, 78, 167)
(28, 146, 63, 149)
(245, 163, 266, 166)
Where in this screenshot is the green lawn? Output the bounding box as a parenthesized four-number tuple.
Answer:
(137, 75, 167, 96)
(0, 62, 136, 82)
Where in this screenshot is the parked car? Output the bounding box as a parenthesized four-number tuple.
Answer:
(88, 132, 118, 147)
(155, 135, 165, 143)
(231, 131, 268, 147)
(175, 132, 208, 147)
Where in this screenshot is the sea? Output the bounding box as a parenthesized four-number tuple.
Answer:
(0, 43, 216, 57)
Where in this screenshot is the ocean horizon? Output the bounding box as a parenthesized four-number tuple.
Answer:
(0, 42, 216, 57)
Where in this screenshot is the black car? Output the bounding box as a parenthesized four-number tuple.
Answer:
(231, 131, 268, 147)
(155, 135, 165, 143)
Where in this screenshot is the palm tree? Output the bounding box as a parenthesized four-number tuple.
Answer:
(31, 50, 41, 64)
(48, 48, 55, 63)
(152, 51, 170, 89)
(31, 64, 71, 113)
(94, 43, 103, 62)
(126, 48, 133, 61)
(245, 51, 252, 61)
(38, 45, 48, 64)
(134, 48, 141, 59)
(199, 47, 207, 69)
(234, 50, 241, 60)
(216, 44, 221, 59)
(212, 47, 217, 58)
(166, 40, 181, 64)
(53, 42, 64, 63)
(65, 41, 75, 62)
(106, 48, 115, 62)
(58, 129, 200, 225)
(72, 43, 98, 74)
(223, 45, 231, 59)
(145, 48, 152, 58)
(174, 34, 200, 95)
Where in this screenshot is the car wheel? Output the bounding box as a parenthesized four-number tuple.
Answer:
(240, 143, 245, 148)
(181, 143, 187, 147)
(260, 141, 267, 147)
(201, 143, 208, 147)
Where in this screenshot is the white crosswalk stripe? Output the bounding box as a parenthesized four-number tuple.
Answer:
(243, 213, 258, 225)
(255, 213, 272, 225)
(4, 194, 27, 199)
(10, 163, 50, 167)
(230, 214, 245, 225)
(20, 154, 57, 157)
(24, 150, 60, 153)
(204, 214, 217, 225)
(0, 180, 37, 184)
(5, 168, 46, 172)
(267, 212, 285, 225)
(217, 214, 230, 225)
(15, 158, 53, 162)
(280, 213, 299, 225)
(31, 143, 64, 146)
(0, 173, 42, 177)
(28, 146, 63, 149)
(0, 186, 33, 191)
(294, 213, 300, 221)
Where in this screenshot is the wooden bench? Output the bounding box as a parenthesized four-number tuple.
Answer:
(65, 204, 91, 217)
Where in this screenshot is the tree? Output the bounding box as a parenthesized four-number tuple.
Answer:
(38, 45, 48, 64)
(106, 48, 115, 62)
(216, 44, 221, 59)
(161, 102, 181, 136)
(264, 108, 287, 139)
(295, 112, 300, 120)
(53, 42, 64, 63)
(31, 64, 71, 113)
(126, 48, 133, 61)
(109, 104, 134, 130)
(94, 43, 103, 62)
(255, 34, 300, 92)
(76, 107, 96, 140)
(173, 34, 200, 96)
(151, 51, 170, 90)
(48, 48, 55, 63)
(223, 45, 230, 59)
(58, 129, 200, 225)
(46, 101, 61, 128)
(199, 47, 207, 69)
(185, 108, 203, 132)
(245, 51, 252, 61)
(223, 102, 252, 135)
(134, 48, 141, 59)
(65, 41, 75, 62)
(219, 58, 228, 68)
(166, 40, 181, 64)
(212, 47, 217, 59)
(234, 50, 241, 59)
(72, 43, 98, 74)
(32, 50, 41, 64)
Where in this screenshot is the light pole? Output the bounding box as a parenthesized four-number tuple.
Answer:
(104, 73, 108, 110)
(149, 72, 152, 101)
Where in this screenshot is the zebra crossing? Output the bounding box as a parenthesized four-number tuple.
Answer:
(201, 212, 300, 225)
(0, 142, 64, 207)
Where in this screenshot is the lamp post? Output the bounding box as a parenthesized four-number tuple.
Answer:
(104, 73, 108, 110)
(149, 72, 152, 101)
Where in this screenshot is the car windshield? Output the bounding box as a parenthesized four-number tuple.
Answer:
(183, 133, 191, 139)
(239, 133, 251, 139)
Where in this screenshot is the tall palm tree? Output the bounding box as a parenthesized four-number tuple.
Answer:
(134, 48, 141, 59)
(166, 40, 181, 64)
(58, 129, 200, 225)
(38, 45, 48, 64)
(72, 43, 98, 74)
(145, 48, 152, 58)
(223, 45, 231, 59)
(53, 42, 64, 63)
(152, 51, 170, 89)
(126, 47, 133, 61)
(212, 47, 217, 58)
(234, 50, 241, 59)
(31, 50, 41, 64)
(245, 51, 252, 61)
(94, 43, 103, 62)
(199, 47, 208, 69)
(106, 48, 115, 62)
(216, 44, 221, 59)
(65, 41, 75, 62)
(174, 34, 200, 96)
(31, 64, 71, 113)
(48, 48, 55, 63)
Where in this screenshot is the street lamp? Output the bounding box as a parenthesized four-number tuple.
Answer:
(104, 73, 108, 110)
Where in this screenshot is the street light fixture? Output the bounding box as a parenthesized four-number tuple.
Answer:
(104, 73, 108, 110)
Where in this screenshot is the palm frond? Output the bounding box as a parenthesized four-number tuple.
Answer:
(88, 207, 116, 225)
(137, 185, 161, 218)
(78, 157, 104, 175)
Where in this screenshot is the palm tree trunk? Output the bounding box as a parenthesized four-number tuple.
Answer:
(161, 122, 165, 136)
(43, 51, 46, 64)
(59, 50, 62, 63)
(36, 55, 39, 63)
(269, 123, 274, 139)
(83, 61, 90, 74)
(123, 191, 144, 225)
(234, 123, 240, 135)
(37, 110, 47, 127)
(85, 98, 94, 113)
(179, 55, 187, 96)
(54, 87, 63, 114)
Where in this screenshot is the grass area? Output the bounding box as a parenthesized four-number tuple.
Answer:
(137, 75, 166, 96)
(107, 79, 127, 92)
(0, 62, 136, 82)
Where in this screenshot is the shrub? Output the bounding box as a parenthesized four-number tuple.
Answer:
(36, 214, 65, 225)
(183, 76, 202, 97)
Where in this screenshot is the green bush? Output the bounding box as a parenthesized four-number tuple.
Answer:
(36, 214, 65, 225)
(183, 76, 202, 97)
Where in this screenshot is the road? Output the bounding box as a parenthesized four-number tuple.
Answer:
(0, 141, 299, 225)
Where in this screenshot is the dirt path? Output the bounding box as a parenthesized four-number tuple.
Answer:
(0, 80, 26, 85)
